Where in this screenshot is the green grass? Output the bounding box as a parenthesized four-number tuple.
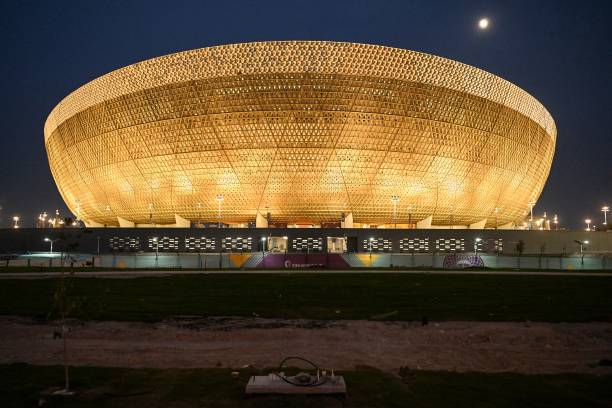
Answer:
(0, 273, 611, 322)
(0, 265, 609, 273)
(1, 363, 611, 408)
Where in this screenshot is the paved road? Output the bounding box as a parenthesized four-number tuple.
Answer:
(1, 269, 611, 279)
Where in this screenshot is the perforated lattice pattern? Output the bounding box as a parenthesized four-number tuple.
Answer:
(148, 237, 179, 251)
(292, 237, 323, 252)
(109, 237, 140, 252)
(494, 238, 503, 253)
(399, 238, 430, 252)
(435, 238, 465, 252)
(185, 237, 216, 251)
(45, 41, 556, 226)
(222, 237, 252, 251)
(363, 238, 393, 252)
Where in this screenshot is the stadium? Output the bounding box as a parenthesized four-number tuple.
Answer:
(44, 41, 556, 229)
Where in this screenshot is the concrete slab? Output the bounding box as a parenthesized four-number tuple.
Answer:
(245, 373, 346, 395)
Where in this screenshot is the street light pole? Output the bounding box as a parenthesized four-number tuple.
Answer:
(474, 237, 482, 256)
(261, 237, 267, 268)
(581, 240, 589, 265)
(369, 237, 374, 267)
(602, 206, 609, 225)
(152, 237, 159, 265)
(12, 216, 19, 229)
(585, 219, 592, 231)
(44, 237, 59, 254)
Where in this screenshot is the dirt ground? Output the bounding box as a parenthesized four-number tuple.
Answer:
(1, 316, 611, 374)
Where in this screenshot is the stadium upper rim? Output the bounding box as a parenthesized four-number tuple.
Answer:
(44, 40, 556, 142)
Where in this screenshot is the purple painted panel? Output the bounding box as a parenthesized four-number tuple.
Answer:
(257, 253, 349, 269)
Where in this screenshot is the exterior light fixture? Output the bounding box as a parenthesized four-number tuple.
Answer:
(602, 206, 610, 225)
(585, 219, 592, 231)
(44, 237, 59, 253)
(528, 201, 535, 222)
(152, 237, 159, 260)
(12, 216, 19, 229)
(474, 237, 482, 255)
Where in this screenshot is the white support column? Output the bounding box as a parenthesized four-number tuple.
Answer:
(469, 218, 487, 229)
(83, 219, 104, 228)
(117, 217, 135, 228)
(341, 212, 354, 228)
(174, 214, 190, 228)
(256, 212, 269, 228)
(498, 221, 515, 230)
(416, 215, 432, 229)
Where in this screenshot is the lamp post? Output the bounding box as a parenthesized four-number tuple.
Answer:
(369, 237, 374, 267)
(602, 206, 609, 225)
(216, 195, 224, 228)
(474, 237, 482, 256)
(283, 235, 288, 265)
(152, 237, 159, 261)
(44, 237, 59, 254)
(12, 216, 19, 229)
(585, 219, 592, 231)
(391, 195, 399, 228)
(553, 214, 559, 230)
(575, 240, 589, 265)
(261, 237, 267, 268)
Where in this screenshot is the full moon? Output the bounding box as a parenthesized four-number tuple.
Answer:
(478, 18, 489, 29)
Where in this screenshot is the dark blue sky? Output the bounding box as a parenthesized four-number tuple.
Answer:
(0, 0, 610, 228)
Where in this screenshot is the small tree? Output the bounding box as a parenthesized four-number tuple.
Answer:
(49, 269, 81, 395)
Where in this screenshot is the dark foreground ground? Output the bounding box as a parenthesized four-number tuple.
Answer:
(0, 273, 611, 322)
(2, 364, 611, 408)
(2, 273, 611, 407)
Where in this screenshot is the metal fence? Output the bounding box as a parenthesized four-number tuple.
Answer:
(4, 252, 611, 271)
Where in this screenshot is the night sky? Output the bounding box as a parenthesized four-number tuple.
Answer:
(1, 0, 610, 229)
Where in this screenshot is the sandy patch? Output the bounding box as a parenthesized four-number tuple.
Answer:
(1, 316, 611, 374)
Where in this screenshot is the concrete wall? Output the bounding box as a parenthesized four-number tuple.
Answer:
(0, 227, 610, 255)
(6, 252, 611, 271)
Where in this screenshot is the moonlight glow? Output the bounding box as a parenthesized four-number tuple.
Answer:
(478, 18, 489, 29)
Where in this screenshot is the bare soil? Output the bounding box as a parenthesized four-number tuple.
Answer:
(1, 316, 611, 374)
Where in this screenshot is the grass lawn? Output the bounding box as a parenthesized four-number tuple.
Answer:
(1, 363, 611, 408)
(0, 273, 611, 322)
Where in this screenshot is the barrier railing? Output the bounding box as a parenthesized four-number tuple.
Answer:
(3, 252, 611, 271)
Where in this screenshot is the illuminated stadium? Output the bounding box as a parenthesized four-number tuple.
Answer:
(44, 41, 556, 228)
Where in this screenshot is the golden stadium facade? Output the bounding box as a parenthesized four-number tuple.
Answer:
(44, 41, 556, 228)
